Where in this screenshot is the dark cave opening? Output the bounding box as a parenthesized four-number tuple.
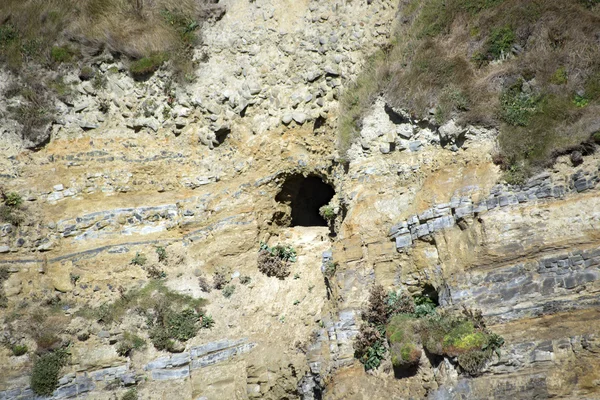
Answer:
(276, 175, 335, 227)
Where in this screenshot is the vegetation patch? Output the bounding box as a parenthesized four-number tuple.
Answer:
(116, 332, 146, 357)
(0, 191, 25, 227)
(79, 281, 213, 353)
(354, 283, 503, 376)
(340, 0, 600, 178)
(30, 349, 70, 396)
(129, 53, 168, 79)
(257, 243, 297, 279)
(149, 307, 207, 351)
(12, 344, 28, 356)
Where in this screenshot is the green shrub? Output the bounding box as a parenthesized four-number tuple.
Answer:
(240, 276, 252, 285)
(323, 261, 337, 278)
(500, 81, 540, 126)
(116, 332, 146, 357)
(0, 204, 24, 226)
(592, 132, 600, 144)
(12, 344, 28, 356)
(78, 280, 206, 325)
(550, 67, 568, 85)
(257, 243, 296, 279)
(386, 314, 422, 369)
(222, 285, 235, 298)
(387, 290, 415, 317)
(413, 294, 437, 317)
(486, 26, 515, 60)
(92, 73, 107, 90)
(4, 192, 23, 207)
(457, 349, 489, 375)
(129, 53, 168, 78)
(200, 314, 214, 329)
(121, 388, 138, 400)
(354, 325, 386, 371)
(79, 66, 95, 81)
(131, 252, 147, 266)
(50, 45, 73, 63)
(156, 246, 167, 263)
(30, 350, 69, 396)
(148, 306, 212, 351)
(0, 24, 18, 47)
(319, 205, 335, 221)
(573, 94, 589, 108)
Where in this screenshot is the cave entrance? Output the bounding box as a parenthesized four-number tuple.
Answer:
(276, 175, 335, 227)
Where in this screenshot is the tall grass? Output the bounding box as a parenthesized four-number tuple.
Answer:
(0, 0, 222, 73)
(338, 0, 600, 177)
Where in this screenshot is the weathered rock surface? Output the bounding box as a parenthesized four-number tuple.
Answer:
(1, 0, 599, 399)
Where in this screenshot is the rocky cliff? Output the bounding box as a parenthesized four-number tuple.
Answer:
(1, 0, 599, 399)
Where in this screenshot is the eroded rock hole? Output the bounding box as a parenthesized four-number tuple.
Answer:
(276, 175, 335, 227)
(214, 127, 231, 146)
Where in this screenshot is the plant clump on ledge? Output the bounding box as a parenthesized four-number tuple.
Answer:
(257, 242, 297, 279)
(354, 284, 504, 377)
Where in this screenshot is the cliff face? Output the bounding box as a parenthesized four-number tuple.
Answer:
(1, 0, 599, 399)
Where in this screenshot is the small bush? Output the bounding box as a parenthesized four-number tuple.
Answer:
(550, 67, 568, 85)
(92, 73, 107, 90)
(200, 314, 214, 329)
(0, 205, 23, 226)
(319, 205, 336, 221)
(387, 314, 421, 369)
(198, 276, 212, 292)
(116, 332, 146, 357)
(146, 264, 166, 279)
(258, 250, 290, 279)
(573, 94, 589, 108)
(354, 324, 386, 371)
(222, 285, 235, 298)
(323, 261, 337, 278)
(257, 249, 290, 279)
(129, 53, 168, 78)
(149, 307, 203, 351)
(50, 46, 73, 63)
(500, 81, 541, 126)
(79, 66, 95, 81)
(486, 26, 515, 60)
(131, 252, 147, 266)
(30, 350, 69, 396)
(240, 276, 252, 285)
(213, 271, 229, 290)
(4, 192, 23, 207)
(156, 246, 167, 263)
(457, 349, 489, 375)
(413, 294, 437, 317)
(387, 290, 415, 317)
(12, 344, 28, 356)
(362, 284, 389, 326)
(121, 389, 138, 400)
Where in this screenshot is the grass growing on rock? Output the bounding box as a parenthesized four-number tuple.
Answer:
(30, 349, 70, 396)
(354, 283, 504, 376)
(78, 280, 212, 352)
(0, 0, 222, 74)
(339, 0, 600, 178)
